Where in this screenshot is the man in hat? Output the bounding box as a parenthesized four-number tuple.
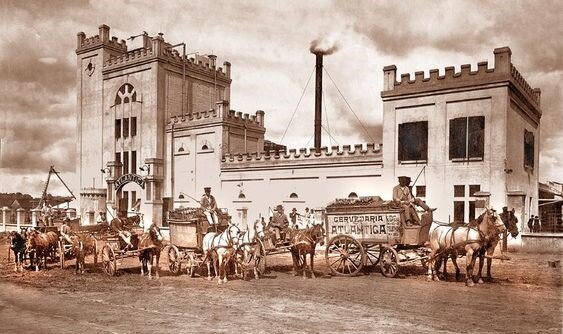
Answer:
(111, 212, 134, 249)
(270, 204, 289, 245)
(200, 187, 219, 226)
(96, 211, 107, 224)
(60, 217, 74, 244)
(289, 208, 298, 228)
(393, 176, 435, 225)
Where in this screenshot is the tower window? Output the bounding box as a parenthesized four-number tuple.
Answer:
(398, 121, 428, 162)
(289, 193, 298, 199)
(115, 83, 137, 105)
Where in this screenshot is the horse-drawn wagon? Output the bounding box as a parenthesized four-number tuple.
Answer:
(324, 196, 432, 278)
(166, 207, 232, 277)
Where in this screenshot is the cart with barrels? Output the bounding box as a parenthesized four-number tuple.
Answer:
(166, 207, 230, 277)
(324, 196, 432, 278)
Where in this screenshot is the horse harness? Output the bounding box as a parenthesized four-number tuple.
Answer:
(209, 225, 241, 250)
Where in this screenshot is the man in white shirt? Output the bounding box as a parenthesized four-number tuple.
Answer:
(392, 176, 435, 225)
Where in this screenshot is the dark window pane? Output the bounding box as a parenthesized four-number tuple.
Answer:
(524, 130, 534, 168)
(416, 185, 426, 197)
(131, 151, 137, 175)
(469, 185, 480, 196)
(123, 118, 129, 138)
(123, 151, 129, 176)
(454, 185, 465, 197)
(468, 116, 485, 158)
(115, 119, 121, 138)
(131, 117, 137, 137)
(398, 121, 428, 161)
(454, 201, 465, 222)
(115, 152, 121, 164)
(449, 117, 467, 159)
(469, 201, 476, 221)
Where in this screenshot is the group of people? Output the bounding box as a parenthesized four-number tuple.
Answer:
(527, 215, 542, 233)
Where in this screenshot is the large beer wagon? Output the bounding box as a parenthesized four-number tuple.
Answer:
(324, 196, 432, 278)
(166, 207, 230, 277)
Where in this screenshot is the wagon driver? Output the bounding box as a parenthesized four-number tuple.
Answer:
(60, 217, 73, 244)
(271, 204, 290, 245)
(111, 212, 134, 249)
(201, 187, 219, 226)
(393, 176, 436, 225)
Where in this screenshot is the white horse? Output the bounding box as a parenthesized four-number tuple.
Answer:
(426, 208, 506, 286)
(235, 219, 266, 280)
(202, 223, 241, 284)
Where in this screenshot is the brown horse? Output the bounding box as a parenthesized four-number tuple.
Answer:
(25, 230, 59, 271)
(427, 208, 506, 286)
(289, 224, 325, 279)
(138, 224, 163, 279)
(64, 233, 98, 274)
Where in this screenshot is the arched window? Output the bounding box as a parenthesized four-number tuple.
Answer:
(348, 192, 358, 199)
(289, 193, 298, 199)
(115, 83, 137, 105)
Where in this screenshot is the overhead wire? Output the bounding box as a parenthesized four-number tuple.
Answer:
(279, 65, 316, 144)
(322, 88, 333, 147)
(323, 67, 376, 144)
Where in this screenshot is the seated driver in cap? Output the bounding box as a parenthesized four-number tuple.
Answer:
(201, 187, 219, 226)
(393, 176, 436, 225)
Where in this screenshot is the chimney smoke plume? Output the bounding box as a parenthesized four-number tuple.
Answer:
(309, 38, 339, 55)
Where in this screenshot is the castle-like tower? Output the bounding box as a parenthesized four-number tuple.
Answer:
(75, 24, 258, 225)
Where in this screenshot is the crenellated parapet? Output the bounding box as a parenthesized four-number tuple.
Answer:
(382, 47, 541, 109)
(221, 143, 382, 164)
(76, 24, 128, 54)
(166, 100, 265, 130)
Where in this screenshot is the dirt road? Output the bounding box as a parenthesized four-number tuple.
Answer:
(0, 238, 561, 334)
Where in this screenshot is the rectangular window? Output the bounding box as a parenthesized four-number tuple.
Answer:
(416, 185, 426, 198)
(454, 185, 465, 197)
(131, 191, 137, 210)
(131, 151, 137, 175)
(123, 118, 129, 138)
(131, 117, 137, 137)
(115, 152, 121, 166)
(469, 185, 481, 197)
(449, 116, 485, 160)
(123, 151, 129, 176)
(469, 201, 476, 222)
(454, 201, 465, 223)
(524, 130, 534, 169)
(398, 121, 428, 162)
(115, 119, 121, 139)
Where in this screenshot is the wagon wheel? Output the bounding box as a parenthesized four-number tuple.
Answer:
(364, 244, 381, 268)
(167, 245, 182, 275)
(254, 239, 267, 276)
(59, 240, 65, 269)
(101, 244, 117, 276)
(325, 235, 365, 276)
(185, 253, 197, 278)
(379, 245, 399, 278)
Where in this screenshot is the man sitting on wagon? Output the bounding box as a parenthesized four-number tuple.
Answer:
(111, 212, 134, 249)
(270, 205, 290, 245)
(393, 176, 436, 226)
(60, 217, 74, 244)
(200, 187, 220, 227)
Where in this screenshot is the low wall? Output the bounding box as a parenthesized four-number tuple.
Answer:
(2, 224, 34, 233)
(520, 232, 563, 254)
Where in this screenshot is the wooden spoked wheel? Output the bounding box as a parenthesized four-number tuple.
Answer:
(379, 245, 399, 278)
(101, 244, 116, 276)
(167, 245, 181, 275)
(364, 244, 381, 268)
(325, 235, 365, 276)
(185, 253, 196, 278)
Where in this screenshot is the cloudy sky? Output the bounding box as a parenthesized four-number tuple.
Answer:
(0, 0, 561, 196)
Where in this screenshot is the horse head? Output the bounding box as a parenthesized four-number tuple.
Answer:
(500, 207, 519, 238)
(481, 208, 506, 241)
(252, 218, 266, 239)
(226, 222, 242, 245)
(25, 230, 39, 252)
(148, 223, 163, 244)
(310, 224, 325, 246)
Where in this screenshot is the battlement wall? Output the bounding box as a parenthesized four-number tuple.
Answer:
(166, 101, 265, 129)
(221, 143, 382, 164)
(76, 24, 128, 53)
(382, 47, 540, 109)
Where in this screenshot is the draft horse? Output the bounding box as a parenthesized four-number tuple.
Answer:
(25, 229, 59, 271)
(138, 223, 164, 279)
(9, 231, 27, 272)
(235, 219, 266, 280)
(202, 223, 241, 284)
(427, 208, 506, 286)
(289, 223, 325, 279)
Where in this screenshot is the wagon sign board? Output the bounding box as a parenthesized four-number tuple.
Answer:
(326, 212, 401, 243)
(115, 173, 145, 191)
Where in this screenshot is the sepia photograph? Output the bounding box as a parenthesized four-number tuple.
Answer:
(0, 1, 561, 333)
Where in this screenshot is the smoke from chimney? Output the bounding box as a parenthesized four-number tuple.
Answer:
(309, 37, 339, 55)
